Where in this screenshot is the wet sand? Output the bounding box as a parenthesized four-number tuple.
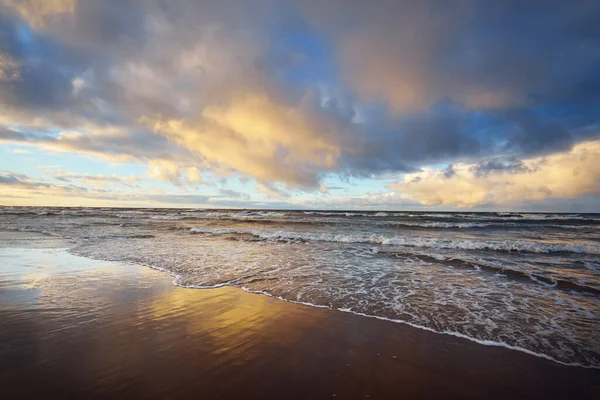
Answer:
(1, 232, 599, 399)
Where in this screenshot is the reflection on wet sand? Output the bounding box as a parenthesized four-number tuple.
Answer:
(1, 241, 599, 399)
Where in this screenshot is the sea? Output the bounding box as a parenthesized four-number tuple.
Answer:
(1, 207, 599, 368)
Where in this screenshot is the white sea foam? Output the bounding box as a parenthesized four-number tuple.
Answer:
(182, 210, 286, 220)
(385, 221, 489, 229)
(149, 215, 186, 220)
(234, 286, 600, 370)
(406, 212, 600, 221)
(189, 226, 600, 254)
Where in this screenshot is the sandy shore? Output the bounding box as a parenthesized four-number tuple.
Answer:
(0, 232, 599, 399)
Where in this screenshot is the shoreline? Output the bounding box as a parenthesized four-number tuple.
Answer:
(65, 241, 598, 370)
(1, 233, 599, 398)
(236, 286, 600, 370)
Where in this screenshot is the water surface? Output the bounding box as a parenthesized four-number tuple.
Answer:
(1, 207, 599, 367)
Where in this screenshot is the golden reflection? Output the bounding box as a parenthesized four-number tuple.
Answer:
(3, 245, 594, 398)
(142, 284, 324, 359)
(2, 246, 327, 367)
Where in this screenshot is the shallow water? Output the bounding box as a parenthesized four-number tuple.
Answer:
(1, 207, 599, 367)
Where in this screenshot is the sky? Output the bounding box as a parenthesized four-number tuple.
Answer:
(0, 0, 599, 211)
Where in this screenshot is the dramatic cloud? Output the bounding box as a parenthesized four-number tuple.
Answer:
(1, 171, 220, 207)
(302, 0, 600, 165)
(0, 0, 348, 189)
(0, 171, 101, 204)
(146, 160, 204, 187)
(391, 140, 600, 207)
(304, 0, 600, 111)
(0, 0, 599, 209)
(146, 92, 343, 188)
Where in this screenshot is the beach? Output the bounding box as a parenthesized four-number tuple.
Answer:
(1, 231, 598, 399)
(2, 1, 599, 397)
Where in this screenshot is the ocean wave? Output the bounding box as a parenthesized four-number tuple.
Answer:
(302, 211, 374, 217)
(180, 210, 287, 220)
(186, 217, 491, 229)
(406, 213, 600, 222)
(377, 251, 600, 295)
(149, 215, 186, 220)
(582, 261, 600, 272)
(7, 207, 599, 225)
(83, 234, 156, 240)
(384, 221, 490, 229)
(189, 227, 600, 254)
(4, 206, 599, 369)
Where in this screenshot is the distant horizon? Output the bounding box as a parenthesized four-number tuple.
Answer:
(2, 204, 599, 215)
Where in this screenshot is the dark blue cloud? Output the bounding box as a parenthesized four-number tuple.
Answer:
(470, 158, 530, 178)
(301, 0, 600, 160)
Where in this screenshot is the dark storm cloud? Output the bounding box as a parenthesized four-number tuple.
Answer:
(302, 0, 600, 159)
(338, 105, 482, 175)
(502, 110, 573, 155)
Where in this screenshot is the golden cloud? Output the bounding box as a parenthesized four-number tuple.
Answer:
(3, 0, 76, 28)
(145, 92, 342, 187)
(0, 171, 211, 208)
(391, 140, 600, 207)
(147, 160, 204, 187)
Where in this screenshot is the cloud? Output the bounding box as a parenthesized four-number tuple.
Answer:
(0, 0, 599, 208)
(0, 171, 50, 188)
(148, 194, 209, 205)
(0, 123, 195, 167)
(217, 188, 251, 200)
(146, 92, 342, 187)
(300, 0, 600, 167)
(0, 171, 89, 193)
(296, 190, 418, 210)
(0, 50, 20, 81)
(391, 140, 600, 207)
(345, 108, 481, 173)
(51, 171, 141, 186)
(255, 181, 290, 199)
(146, 160, 204, 187)
(303, 0, 600, 113)
(1, 0, 76, 29)
(0, 170, 287, 208)
(9, 148, 30, 154)
(470, 158, 529, 178)
(0, 171, 218, 207)
(0, 0, 347, 189)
